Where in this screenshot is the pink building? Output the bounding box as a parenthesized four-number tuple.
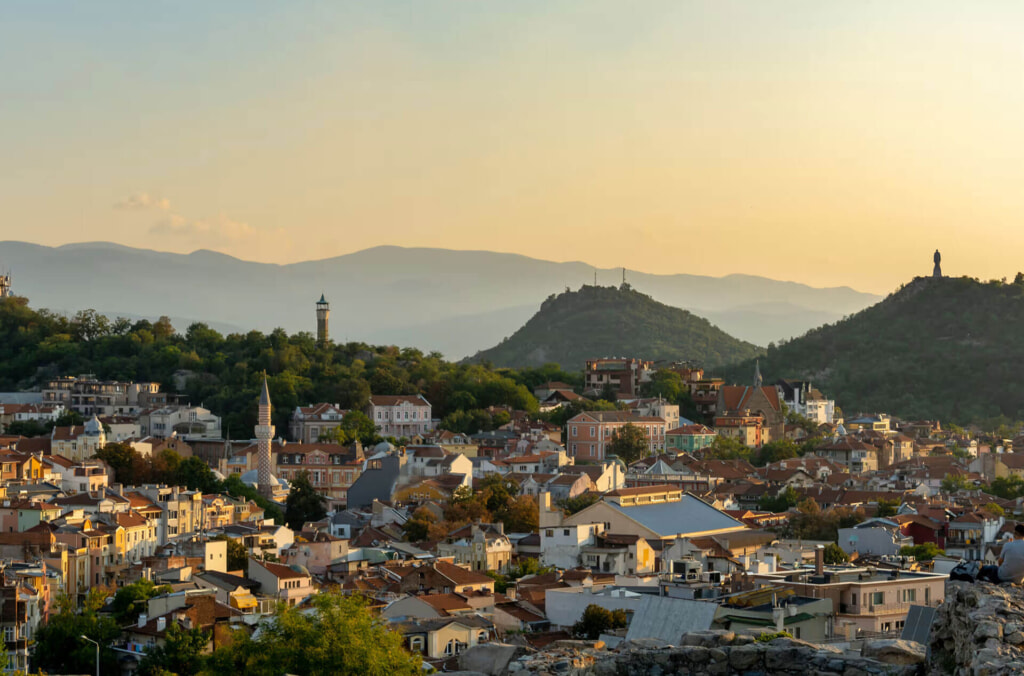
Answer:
(566, 411, 665, 462)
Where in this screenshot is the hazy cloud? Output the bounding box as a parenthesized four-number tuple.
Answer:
(150, 213, 255, 241)
(115, 193, 171, 211)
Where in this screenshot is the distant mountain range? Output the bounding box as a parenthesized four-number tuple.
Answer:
(467, 285, 763, 369)
(726, 275, 1024, 423)
(0, 241, 880, 360)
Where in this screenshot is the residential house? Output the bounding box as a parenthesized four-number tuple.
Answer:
(666, 425, 717, 453)
(289, 403, 349, 443)
(247, 558, 316, 607)
(436, 524, 514, 573)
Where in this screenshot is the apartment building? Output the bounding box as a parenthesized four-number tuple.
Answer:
(566, 411, 666, 462)
(583, 358, 654, 398)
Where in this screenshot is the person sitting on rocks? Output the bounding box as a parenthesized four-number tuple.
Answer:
(977, 523, 1024, 584)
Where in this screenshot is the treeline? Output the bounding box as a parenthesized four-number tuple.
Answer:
(727, 275, 1024, 426)
(0, 297, 578, 438)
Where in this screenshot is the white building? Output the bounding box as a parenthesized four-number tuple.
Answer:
(366, 395, 434, 438)
(775, 380, 835, 425)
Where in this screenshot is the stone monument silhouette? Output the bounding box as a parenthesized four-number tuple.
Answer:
(933, 250, 942, 278)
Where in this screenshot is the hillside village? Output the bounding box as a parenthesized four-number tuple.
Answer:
(0, 314, 1021, 673)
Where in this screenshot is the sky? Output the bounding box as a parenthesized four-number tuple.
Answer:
(2, 1, 1023, 294)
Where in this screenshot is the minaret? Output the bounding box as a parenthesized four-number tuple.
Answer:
(255, 376, 275, 498)
(933, 249, 942, 278)
(316, 294, 330, 345)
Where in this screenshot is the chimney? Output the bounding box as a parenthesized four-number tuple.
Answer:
(814, 544, 824, 576)
(156, 617, 167, 632)
(138, 613, 148, 628)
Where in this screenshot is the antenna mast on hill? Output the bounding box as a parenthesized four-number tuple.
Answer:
(594, 270, 597, 286)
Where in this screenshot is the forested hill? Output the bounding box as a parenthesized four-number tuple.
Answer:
(0, 296, 579, 436)
(466, 285, 764, 370)
(730, 275, 1024, 424)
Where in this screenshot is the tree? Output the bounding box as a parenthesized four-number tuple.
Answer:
(822, 542, 849, 564)
(571, 604, 628, 640)
(138, 622, 211, 676)
(284, 471, 328, 530)
(758, 486, 800, 514)
(175, 455, 221, 494)
(32, 592, 121, 674)
(899, 542, 945, 561)
(704, 435, 751, 460)
(204, 591, 421, 676)
(213, 535, 250, 572)
(499, 495, 539, 533)
(607, 423, 649, 465)
(402, 507, 440, 542)
(876, 499, 899, 518)
(941, 474, 972, 493)
(110, 579, 172, 624)
(982, 502, 1005, 517)
(558, 493, 600, 516)
(752, 440, 799, 467)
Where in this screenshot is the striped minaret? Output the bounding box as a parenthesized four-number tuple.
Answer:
(256, 376, 275, 498)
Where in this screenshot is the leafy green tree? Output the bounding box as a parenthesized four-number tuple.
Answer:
(175, 455, 222, 494)
(751, 440, 799, 466)
(941, 474, 972, 493)
(4, 419, 47, 437)
(571, 604, 628, 640)
(32, 592, 121, 674)
(204, 591, 421, 676)
(558, 493, 600, 516)
(899, 543, 945, 561)
(284, 471, 328, 530)
(213, 535, 250, 572)
(876, 499, 899, 518)
(402, 507, 439, 542)
(138, 622, 211, 676)
(982, 502, 1005, 517)
(822, 542, 849, 564)
(704, 435, 752, 461)
(607, 423, 649, 464)
(758, 486, 800, 513)
(110, 579, 173, 624)
(986, 475, 1024, 499)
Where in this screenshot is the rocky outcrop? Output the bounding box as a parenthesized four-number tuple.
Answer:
(929, 581, 1024, 676)
(463, 631, 922, 676)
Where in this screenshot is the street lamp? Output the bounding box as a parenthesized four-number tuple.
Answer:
(80, 635, 99, 676)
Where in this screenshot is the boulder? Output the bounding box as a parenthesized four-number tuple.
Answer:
(458, 642, 532, 676)
(862, 639, 927, 666)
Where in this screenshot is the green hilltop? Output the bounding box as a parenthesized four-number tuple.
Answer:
(730, 275, 1024, 425)
(466, 284, 764, 370)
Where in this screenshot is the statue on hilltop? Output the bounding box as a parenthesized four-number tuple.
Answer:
(933, 249, 942, 278)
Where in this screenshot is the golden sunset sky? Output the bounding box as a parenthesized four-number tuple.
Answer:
(2, 1, 1023, 293)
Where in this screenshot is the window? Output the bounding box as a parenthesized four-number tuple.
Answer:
(545, 530, 554, 538)
(571, 426, 578, 436)
(871, 591, 884, 606)
(902, 589, 916, 603)
(410, 636, 425, 653)
(3, 627, 12, 643)
(563, 529, 570, 536)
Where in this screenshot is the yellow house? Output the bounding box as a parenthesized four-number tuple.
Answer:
(400, 616, 493, 661)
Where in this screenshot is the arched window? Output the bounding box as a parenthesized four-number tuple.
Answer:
(444, 639, 456, 656)
(477, 630, 488, 643)
(409, 636, 425, 653)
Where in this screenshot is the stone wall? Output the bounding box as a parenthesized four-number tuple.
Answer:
(929, 581, 1024, 675)
(458, 581, 1024, 676)
(462, 632, 924, 676)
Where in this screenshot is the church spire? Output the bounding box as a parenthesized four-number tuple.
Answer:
(753, 359, 763, 388)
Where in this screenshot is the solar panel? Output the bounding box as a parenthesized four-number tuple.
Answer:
(900, 605, 937, 645)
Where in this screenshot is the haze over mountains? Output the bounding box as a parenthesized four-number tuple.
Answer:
(0, 241, 879, 359)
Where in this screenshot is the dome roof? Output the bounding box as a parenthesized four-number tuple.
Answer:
(373, 441, 395, 454)
(238, 469, 289, 489)
(84, 415, 103, 436)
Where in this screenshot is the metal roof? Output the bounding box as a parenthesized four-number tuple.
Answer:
(607, 494, 745, 537)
